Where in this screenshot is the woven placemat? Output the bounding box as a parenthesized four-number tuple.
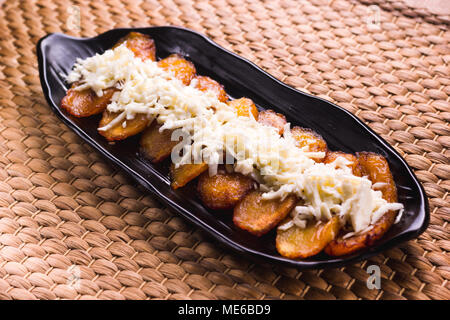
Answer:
(0, 0, 448, 300)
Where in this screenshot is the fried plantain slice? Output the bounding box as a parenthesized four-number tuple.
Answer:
(170, 163, 209, 189)
(276, 217, 340, 259)
(324, 151, 362, 176)
(233, 190, 297, 236)
(99, 48, 195, 141)
(140, 123, 180, 163)
(257, 109, 287, 135)
(356, 152, 397, 202)
(195, 76, 227, 103)
(227, 98, 259, 119)
(98, 112, 151, 141)
(198, 170, 254, 210)
(61, 87, 116, 118)
(324, 152, 398, 256)
(61, 32, 155, 118)
(290, 126, 327, 162)
(113, 32, 156, 61)
(158, 54, 196, 85)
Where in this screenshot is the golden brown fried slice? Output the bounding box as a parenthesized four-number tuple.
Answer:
(357, 152, 397, 201)
(98, 112, 150, 141)
(198, 171, 254, 210)
(276, 217, 340, 259)
(100, 48, 195, 142)
(170, 163, 209, 189)
(140, 123, 179, 163)
(227, 98, 259, 119)
(158, 54, 196, 85)
(257, 109, 287, 135)
(324, 152, 398, 256)
(61, 87, 116, 118)
(324, 151, 362, 176)
(135, 55, 195, 160)
(195, 76, 227, 103)
(291, 126, 327, 162)
(233, 190, 297, 236)
(61, 32, 155, 118)
(113, 32, 156, 61)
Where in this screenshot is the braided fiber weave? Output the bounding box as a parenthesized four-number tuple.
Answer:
(0, 0, 448, 300)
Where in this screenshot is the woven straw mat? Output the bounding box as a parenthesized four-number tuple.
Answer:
(0, 0, 448, 300)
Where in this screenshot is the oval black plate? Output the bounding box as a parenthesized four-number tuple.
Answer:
(37, 26, 429, 269)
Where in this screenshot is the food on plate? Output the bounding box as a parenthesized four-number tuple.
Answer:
(276, 216, 340, 259)
(112, 31, 156, 61)
(198, 170, 254, 210)
(233, 191, 297, 236)
(61, 32, 404, 260)
(60, 87, 117, 118)
(227, 97, 259, 118)
(324, 151, 362, 176)
(171, 163, 209, 189)
(62, 32, 155, 118)
(194, 76, 228, 103)
(140, 124, 179, 163)
(195, 97, 258, 209)
(324, 152, 399, 256)
(99, 112, 151, 141)
(100, 53, 195, 140)
(257, 109, 287, 135)
(290, 126, 327, 162)
(157, 54, 196, 85)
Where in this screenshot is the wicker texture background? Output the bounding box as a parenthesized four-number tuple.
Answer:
(0, 0, 448, 300)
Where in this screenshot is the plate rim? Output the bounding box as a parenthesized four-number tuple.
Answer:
(36, 26, 430, 269)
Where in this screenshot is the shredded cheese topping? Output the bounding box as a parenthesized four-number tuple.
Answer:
(66, 43, 404, 234)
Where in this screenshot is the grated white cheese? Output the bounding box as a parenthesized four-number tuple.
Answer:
(66, 43, 404, 234)
(372, 182, 388, 190)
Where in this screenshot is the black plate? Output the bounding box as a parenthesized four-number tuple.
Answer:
(37, 26, 429, 269)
